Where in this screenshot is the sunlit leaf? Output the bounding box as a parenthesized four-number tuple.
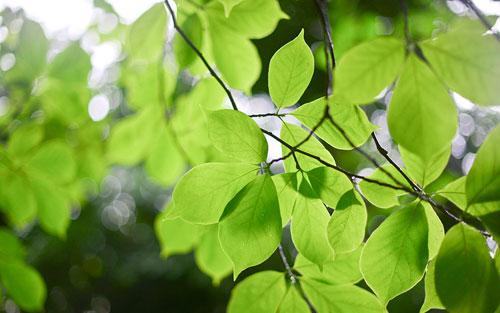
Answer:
(277, 285, 309, 313)
(400, 145, 450, 187)
(420, 260, 444, 313)
(269, 30, 314, 108)
(359, 165, 408, 209)
(195, 225, 232, 285)
(306, 166, 352, 208)
(219, 175, 281, 278)
(360, 203, 429, 304)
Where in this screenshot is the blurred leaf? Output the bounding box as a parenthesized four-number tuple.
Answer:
(26, 140, 76, 184)
(48, 43, 91, 85)
(7, 123, 43, 158)
(388, 54, 457, 161)
(0, 228, 26, 261)
(334, 37, 405, 105)
(174, 13, 203, 68)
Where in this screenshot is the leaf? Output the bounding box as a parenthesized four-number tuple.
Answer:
(327, 190, 367, 254)
(360, 203, 429, 304)
(306, 166, 353, 208)
(213, 0, 288, 39)
(48, 43, 91, 85)
(435, 223, 500, 313)
(466, 125, 500, 204)
(0, 261, 46, 312)
(173, 162, 258, 224)
(0, 228, 26, 261)
(1, 175, 37, 226)
(209, 21, 260, 93)
(420, 260, 444, 313)
(217, 0, 243, 16)
(31, 179, 70, 238)
(107, 107, 161, 166)
(208, 109, 268, 163)
(278, 286, 310, 313)
(291, 180, 333, 268)
(280, 123, 335, 172)
(400, 145, 450, 187)
(7, 123, 44, 158)
(334, 37, 405, 105)
(268, 30, 314, 108)
(358, 165, 408, 209)
(421, 21, 500, 106)
(126, 3, 167, 61)
(26, 140, 76, 184)
(227, 271, 287, 313)
(145, 124, 185, 186)
(302, 278, 385, 313)
(422, 203, 444, 260)
(155, 207, 202, 258)
(219, 175, 281, 278)
(194, 225, 232, 285)
(271, 173, 300, 226)
(387, 54, 457, 161)
(174, 13, 203, 68)
(293, 98, 376, 150)
(4, 20, 48, 84)
(294, 246, 363, 285)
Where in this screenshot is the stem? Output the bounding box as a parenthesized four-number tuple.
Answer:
(278, 244, 297, 284)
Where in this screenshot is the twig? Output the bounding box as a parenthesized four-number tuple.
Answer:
(460, 0, 500, 42)
(163, 0, 239, 110)
(249, 112, 287, 118)
(278, 244, 297, 284)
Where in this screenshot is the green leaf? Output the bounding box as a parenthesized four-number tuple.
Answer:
(435, 223, 500, 313)
(280, 123, 335, 172)
(420, 259, 444, 313)
(268, 30, 314, 108)
(227, 271, 287, 313)
(421, 21, 500, 106)
(194, 225, 232, 285)
(126, 3, 167, 61)
(271, 173, 300, 226)
(466, 125, 500, 204)
(32, 179, 70, 238)
(145, 124, 185, 186)
(213, 0, 288, 39)
(306, 166, 353, 208)
(7, 123, 44, 158)
(48, 43, 91, 85)
(302, 278, 385, 313)
(173, 13, 203, 68)
(334, 37, 405, 105)
(4, 20, 48, 84)
(26, 140, 76, 184)
(294, 245, 363, 285)
(291, 180, 333, 268)
(107, 107, 161, 166)
(327, 190, 367, 254)
(0, 228, 26, 261)
(293, 98, 376, 150)
(208, 109, 268, 163)
(219, 175, 281, 278)
(400, 145, 450, 187)
(209, 21, 260, 93)
(359, 165, 408, 209)
(217, 0, 243, 16)
(360, 203, 429, 304)
(387, 54, 457, 161)
(173, 162, 258, 224)
(278, 286, 310, 313)
(422, 203, 444, 260)
(155, 206, 202, 258)
(0, 261, 46, 312)
(0, 175, 37, 226)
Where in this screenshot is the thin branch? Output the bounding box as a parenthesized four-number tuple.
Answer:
(400, 0, 412, 46)
(460, 0, 500, 42)
(278, 244, 297, 284)
(249, 112, 287, 118)
(163, 0, 239, 110)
